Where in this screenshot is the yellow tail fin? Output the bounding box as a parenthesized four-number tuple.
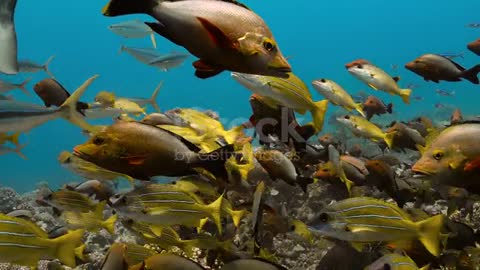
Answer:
(229, 209, 248, 227)
(311, 100, 329, 133)
(102, 214, 118, 235)
(8, 132, 21, 146)
(400, 89, 412, 104)
(224, 125, 245, 144)
(60, 75, 100, 133)
(417, 214, 445, 256)
(206, 194, 224, 235)
(53, 229, 85, 268)
(384, 131, 396, 149)
(75, 244, 86, 261)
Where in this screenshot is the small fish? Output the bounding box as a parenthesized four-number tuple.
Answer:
(255, 149, 299, 187)
(225, 142, 255, 181)
(142, 113, 174, 126)
(103, 0, 291, 79)
(434, 103, 445, 109)
(108, 19, 157, 48)
(114, 98, 146, 116)
(385, 121, 425, 151)
(232, 72, 328, 133)
(336, 115, 396, 148)
(119, 45, 162, 65)
(33, 78, 90, 115)
(405, 54, 480, 84)
(467, 39, 480, 56)
(67, 180, 115, 201)
(450, 108, 463, 125)
(0, 75, 98, 133)
(148, 52, 190, 71)
(95, 91, 116, 108)
(435, 89, 455, 97)
(0, 78, 30, 95)
(18, 56, 55, 77)
(62, 201, 117, 234)
(42, 189, 98, 213)
(122, 81, 162, 112)
(131, 254, 205, 270)
(439, 52, 464, 59)
(347, 60, 412, 104)
(412, 95, 424, 102)
(328, 144, 354, 194)
(467, 23, 480, 28)
(406, 83, 421, 89)
(365, 253, 423, 270)
(318, 133, 341, 148)
(312, 78, 365, 117)
(111, 183, 224, 233)
(0, 214, 84, 268)
(362, 95, 393, 120)
(222, 259, 287, 270)
(0, 0, 19, 74)
(310, 197, 445, 256)
(58, 151, 135, 184)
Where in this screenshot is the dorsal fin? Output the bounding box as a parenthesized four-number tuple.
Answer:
(221, 0, 250, 10)
(438, 54, 466, 71)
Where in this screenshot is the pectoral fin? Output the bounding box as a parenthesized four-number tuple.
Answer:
(193, 60, 224, 79)
(197, 17, 238, 49)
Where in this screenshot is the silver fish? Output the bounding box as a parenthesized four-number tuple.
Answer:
(0, 78, 30, 95)
(108, 19, 157, 48)
(18, 56, 55, 78)
(0, 75, 98, 133)
(119, 45, 162, 65)
(0, 0, 18, 74)
(148, 52, 189, 71)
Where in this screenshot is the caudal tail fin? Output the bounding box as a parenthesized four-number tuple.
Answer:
(18, 77, 31, 95)
(399, 89, 412, 104)
(206, 194, 224, 235)
(386, 103, 393, 114)
(53, 229, 85, 268)
(102, 214, 118, 235)
(43, 56, 55, 78)
(417, 214, 445, 256)
(311, 100, 329, 133)
(149, 81, 162, 112)
(384, 131, 396, 149)
(462, 64, 480, 84)
(8, 132, 21, 146)
(59, 75, 99, 133)
(102, 0, 157, 16)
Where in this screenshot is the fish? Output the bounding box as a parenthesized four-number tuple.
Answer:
(119, 45, 163, 65)
(62, 201, 117, 234)
(328, 144, 355, 193)
(312, 78, 365, 117)
(450, 108, 463, 125)
(347, 61, 412, 104)
(232, 72, 328, 133)
(66, 180, 115, 201)
(384, 121, 426, 151)
(345, 59, 372, 69)
(467, 39, 480, 56)
(122, 81, 162, 112)
(362, 95, 393, 120)
(114, 98, 146, 116)
(405, 54, 480, 84)
(439, 52, 464, 59)
(0, 75, 98, 133)
(142, 113, 174, 126)
(111, 183, 224, 233)
(336, 115, 396, 148)
(255, 149, 299, 187)
(0, 0, 18, 74)
(412, 96, 424, 102)
(18, 56, 55, 78)
(0, 214, 84, 268)
(412, 123, 480, 191)
(467, 23, 480, 28)
(225, 142, 256, 181)
(100, 243, 129, 270)
(0, 78, 30, 95)
(435, 89, 455, 97)
(108, 19, 157, 48)
(130, 253, 205, 270)
(310, 197, 445, 256)
(318, 133, 341, 148)
(364, 253, 424, 270)
(148, 52, 190, 71)
(222, 259, 287, 270)
(102, 0, 291, 79)
(58, 151, 135, 184)
(42, 189, 99, 213)
(33, 78, 90, 115)
(0, 132, 20, 146)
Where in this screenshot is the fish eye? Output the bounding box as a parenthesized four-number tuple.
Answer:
(289, 225, 296, 231)
(344, 115, 350, 119)
(357, 64, 363, 69)
(93, 136, 105, 145)
(383, 264, 391, 270)
(318, 213, 329, 223)
(320, 79, 327, 83)
(263, 41, 275, 52)
(433, 150, 444, 160)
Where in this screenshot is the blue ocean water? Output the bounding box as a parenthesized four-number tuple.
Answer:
(1, 0, 479, 192)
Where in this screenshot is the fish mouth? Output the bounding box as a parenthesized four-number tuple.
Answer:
(73, 146, 90, 160)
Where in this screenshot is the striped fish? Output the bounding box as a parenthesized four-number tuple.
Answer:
(365, 253, 426, 270)
(0, 214, 84, 268)
(310, 197, 444, 256)
(43, 189, 99, 213)
(111, 184, 224, 234)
